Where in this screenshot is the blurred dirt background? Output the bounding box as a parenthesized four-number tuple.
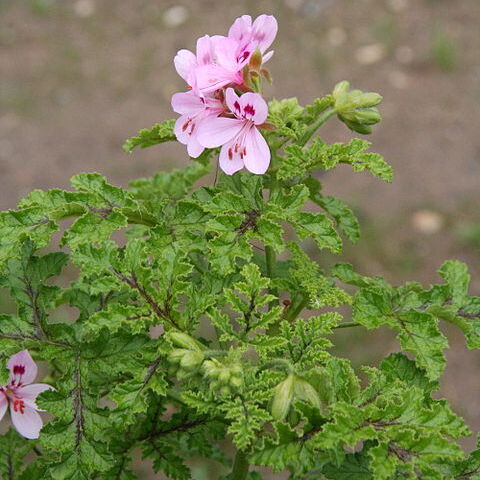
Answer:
(1, 0, 480, 476)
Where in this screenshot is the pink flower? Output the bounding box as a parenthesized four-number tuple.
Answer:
(197, 88, 270, 175)
(228, 14, 278, 66)
(0, 350, 53, 439)
(174, 35, 219, 92)
(175, 34, 244, 94)
(173, 15, 278, 94)
(171, 91, 224, 158)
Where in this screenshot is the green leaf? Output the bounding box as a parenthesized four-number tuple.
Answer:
(0, 429, 33, 479)
(123, 120, 176, 152)
(291, 212, 342, 253)
(438, 260, 470, 305)
(312, 194, 360, 243)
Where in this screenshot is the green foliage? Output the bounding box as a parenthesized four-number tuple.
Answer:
(0, 73, 477, 480)
(123, 120, 176, 152)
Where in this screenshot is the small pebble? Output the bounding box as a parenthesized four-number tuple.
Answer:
(74, 0, 96, 18)
(162, 5, 189, 28)
(411, 210, 444, 235)
(355, 44, 385, 65)
(387, 0, 408, 12)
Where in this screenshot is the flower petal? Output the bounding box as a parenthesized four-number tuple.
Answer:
(187, 136, 205, 158)
(262, 50, 274, 63)
(8, 350, 37, 386)
(174, 115, 191, 145)
(243, 127, 270, 174)
(196, 35, 214, 66)
(171, 92, 204, 115)
(239, 92, 268, 124)
(0, 392, 7, 422)
(196, 117, 243, 148)
(211, 35, 241, 70)
(194, 64, 239, 94)
(225, 88, 242, 117)
(219, 141, 245, 175)
(252, 15, 278, 53)
(174, 49, 197, 84)
(228, 15, 252, 43)
(20, 384, 53, 411)
(10, 404, 43, 440)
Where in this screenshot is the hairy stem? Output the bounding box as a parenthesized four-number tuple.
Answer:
(265, 245, 276, 283)
(334, 321, 361, 329)
(298, 107, 336, 147)
(231, 450, 249, 480)
(284, 296, 309, 323)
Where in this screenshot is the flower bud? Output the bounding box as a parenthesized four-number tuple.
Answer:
(332, 80, 382, 134)
(203, 359, 221, 378)
(219, 385, 232, 397)
(180, 351, 205, 370)
(249, 49, 263, 72)
(218, 369, 231, 383)
(230, 375, 244, 389)
(271, 374, 295, 421)
(169, 331, 204, 351)
(294, 378, 322, 410)
(168, 348, 187, 365)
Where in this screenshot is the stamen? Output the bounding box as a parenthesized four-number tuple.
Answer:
(182, 119, 191, 132)
(13, 399, 25, 415)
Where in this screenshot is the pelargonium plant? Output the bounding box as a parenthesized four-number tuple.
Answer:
(1, 13, 480, 480)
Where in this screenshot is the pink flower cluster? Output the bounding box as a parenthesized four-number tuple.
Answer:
(171, 14, 277, 175)
(0, 350, 52, 439)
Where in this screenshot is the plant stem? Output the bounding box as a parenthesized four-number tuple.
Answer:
(265, 245, 276, 280)
(334, 321, 361, 329)
(284, 296, 309, 323)
(231, 450, 249, 480)
(298, 107, 336, 147)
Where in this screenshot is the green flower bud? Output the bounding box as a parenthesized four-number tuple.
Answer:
(169, 331, 204, 351)
(230, 375, 244, 389)
(180, 351, 204, 370)
(332, 80, 350, 100)
(332, 80, 382, 134)
(341, 108, 381, 125)
(219, 385, 231, 397)
(230, 364, 243, 376)
(354, 92, 383, 108)
(203, 359, 221, 378)
(218, 369, 231, 383)
(271, 374, 295, 421)
(168, 348, 187, 365)
(294, 378, 322, 410)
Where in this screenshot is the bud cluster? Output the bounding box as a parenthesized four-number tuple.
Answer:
(167, 332, 206, 379)
(332, 81, 382, 134)
(203, 359, 244, 397)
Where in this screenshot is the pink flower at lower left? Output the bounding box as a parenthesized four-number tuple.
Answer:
(0, 350, 53, 439)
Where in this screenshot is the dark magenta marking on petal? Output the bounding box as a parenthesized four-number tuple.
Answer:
(244, 104, 255, 117)
(13, 365, 25, 376)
